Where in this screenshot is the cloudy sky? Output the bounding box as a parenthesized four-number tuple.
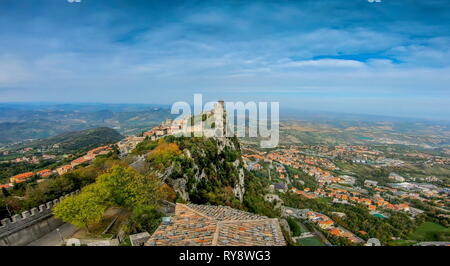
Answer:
(0, 0, 449, 119)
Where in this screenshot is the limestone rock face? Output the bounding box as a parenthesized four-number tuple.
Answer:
(160, 136, 246, 203)
(233, 167, 245, 203)
(131, 101, 246, 204)
(171, 178, 189, 201)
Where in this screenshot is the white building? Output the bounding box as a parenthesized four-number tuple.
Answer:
(364, 179, 378, 187)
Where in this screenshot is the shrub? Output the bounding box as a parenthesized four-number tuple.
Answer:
(124, 206, 163, 235)
(287, 217, 302, 236)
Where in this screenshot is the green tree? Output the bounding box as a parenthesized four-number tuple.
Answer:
(287, 217, 302, 236)
(52, 165, 166, 233)
(96, 165, 164, 209)
(125, 205, 163, 235)
(53, 192, 107, 232)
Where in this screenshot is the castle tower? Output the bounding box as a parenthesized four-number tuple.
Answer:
(218, 100, 225, 109)
(207, 100, 226, 137)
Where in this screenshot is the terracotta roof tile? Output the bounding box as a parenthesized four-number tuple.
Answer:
(145, 203, 286, 246)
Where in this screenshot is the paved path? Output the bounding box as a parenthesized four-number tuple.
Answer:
(296, 232, 315, 239)
(27, 223, 78, 246)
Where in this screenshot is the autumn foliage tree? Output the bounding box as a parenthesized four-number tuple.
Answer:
(147, 141, 182, 168)
(161, 183, 177, 203)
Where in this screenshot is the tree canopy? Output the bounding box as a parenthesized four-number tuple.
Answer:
(52, 165, 166, 231)
(53, 191, 107, 231)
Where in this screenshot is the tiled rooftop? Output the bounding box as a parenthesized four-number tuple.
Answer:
(185, 203, 267, 221)
(145, 203, 286, 246)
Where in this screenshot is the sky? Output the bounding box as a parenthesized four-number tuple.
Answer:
(0, 0, 449, 120)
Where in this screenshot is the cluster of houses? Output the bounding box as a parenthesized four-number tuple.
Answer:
(242, 145, 436, 219)
(0, 147, 60, 165)
(316, 184, 412, 213)
(1, 155, 40, 164)
(265, 148, 358, 186)
(388, 172, 406, 182)
(243, 144, 448, 245)
(328, 145, 382, 161)
(403, 151, 450, 166)
(267, 147, 338, 172)
(1, 100, 229, 190)
(362, 179, 447, 212)
(143, 100, 226, 141)
(306, 211, 363, 244)
(290, 184, 410, 214)
(56, 145, 112, 175)
(290, 187, 317, 199)
(116, 135, 145, 155)
(242, 146, 417, 215)
(143, 118, 186, 139)
(296, 144, 391, 166)
(275, 165, 288, 179)
(388, 182, 449, 208)
(116, 101, 227, 157)
(245, 147, 348, 187)
(0, 169, 54, 189)
(0, 145, 112, 189)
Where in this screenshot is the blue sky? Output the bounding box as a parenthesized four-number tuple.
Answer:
(0, 0, 449, 120)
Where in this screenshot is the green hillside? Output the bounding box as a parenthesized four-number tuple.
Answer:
(18, 127, 124, 153)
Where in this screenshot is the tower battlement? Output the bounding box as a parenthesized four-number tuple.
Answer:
(0, 190, 80, 237)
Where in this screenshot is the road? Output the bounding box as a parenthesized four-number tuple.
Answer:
(27, 223, 78, 246)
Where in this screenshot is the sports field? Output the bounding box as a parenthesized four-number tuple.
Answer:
(409, 222, 450, 241)
(297, 237, 325, 246)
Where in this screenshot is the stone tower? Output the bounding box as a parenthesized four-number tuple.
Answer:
(213, 100, 226, 137)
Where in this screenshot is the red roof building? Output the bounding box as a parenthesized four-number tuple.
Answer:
(10, 172, 34, 183)
(37, 169, 52, 178)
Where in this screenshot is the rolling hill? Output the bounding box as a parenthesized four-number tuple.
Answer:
(15, 127, 124, 153)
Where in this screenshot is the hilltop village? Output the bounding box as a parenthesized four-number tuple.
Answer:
(117, 100, 226, 155)
(0, 101, 227, 189)
(0, 101, 449, 246)
(1, 101, 289, 247)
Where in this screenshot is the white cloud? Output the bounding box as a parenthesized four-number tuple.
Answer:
(0, 56, 32, 85)
(0, 0, 449, 120)
(278, 59, 365, 69)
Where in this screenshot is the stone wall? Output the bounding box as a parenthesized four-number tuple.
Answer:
(0, 190, 79, 246)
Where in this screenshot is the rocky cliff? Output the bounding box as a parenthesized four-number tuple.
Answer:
(131, 135, 246, 206)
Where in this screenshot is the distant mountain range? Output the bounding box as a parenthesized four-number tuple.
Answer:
(0, 103, 173, 145)
(1, 102, 450, 148)
(13, 127, 124, 153)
